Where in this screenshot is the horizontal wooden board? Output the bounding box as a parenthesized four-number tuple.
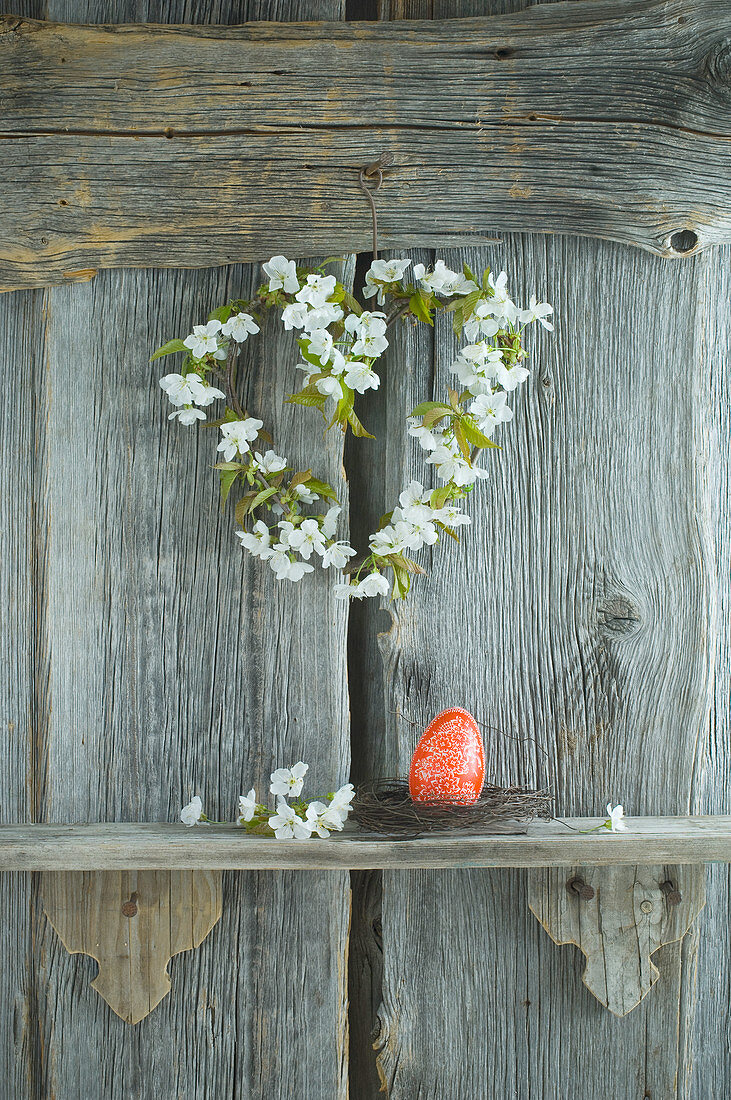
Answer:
(2, 0, 731, 290)
(1, 817, 730, 869)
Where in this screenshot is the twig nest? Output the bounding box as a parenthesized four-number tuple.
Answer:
(409, 707, 485, 804)
(351, 779, 552, 838)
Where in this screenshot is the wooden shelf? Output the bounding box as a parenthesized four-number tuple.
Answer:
(2, 817, 730, 871)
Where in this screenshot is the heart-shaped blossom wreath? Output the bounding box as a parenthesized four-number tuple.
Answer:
(153, 256, 553, 599)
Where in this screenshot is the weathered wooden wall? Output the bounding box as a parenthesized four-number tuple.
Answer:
(0, 1, 729, 1099)
(347, 1, 731, 1097)
(0, 4, 351, 1099)
(2, 0, 731, 291)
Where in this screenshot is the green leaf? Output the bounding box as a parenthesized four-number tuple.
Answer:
(287, 389, 328, 410)
(388, 560, 410, 599)
(318, 256, 345, 269)
(208, 304, 233, 324)
(150, 338, 186, 361)
(342, 290, 363, 317)
(463, 262, 476, 283)
(430, 486, 452, 510)
(213, 461, 245, 471)
(298, 339, 326, 369)
(389, 553, 426, 576)
(377, 510, 394, 529)
(410, 401, 453, 417)
(409, 291, 433, 326)
(330, 283, 346, 303)
(482, 266, 492, 292)
(435, 519, 460, 543)
(235, 494, 257, 525)
(460, 289, 482, 320)
(289, 469, 313, 490)
(422, 407, 451, 429)
(304, 477, 339, 501)
(453, 421, 471, 461)
(461, 419, 494, 450)
(219, 468, 240, 510)
(347, 408, 375, 439)
(248, 485, 278, 511)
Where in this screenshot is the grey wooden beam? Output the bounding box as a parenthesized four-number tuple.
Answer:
(1, 0, 730, 290)
(1, 817, 730, 869)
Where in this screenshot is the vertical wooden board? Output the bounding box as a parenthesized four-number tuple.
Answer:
(1, 2, 352, 1099)
(0, 286, 46, 1097)
(366, 239, 715, 1100)
(687, 243, 731, 1097)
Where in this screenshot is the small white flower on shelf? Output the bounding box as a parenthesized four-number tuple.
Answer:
(268, 550, 314, 582)
(236, 520, 273, 560)
(183, 320, 225, 360)
(252, 449, 287, 476)
(305, 328, 334, 366)
(330, 783, 356, 814)
(168, 407, 206, 425)
(303, 303, 344, 331)
(606, 803, 628, 832)
(334, 571, 391, 600)
(281, 301, 310, 330)
(180, 796, 203, 827)
(237, 789, 258, 824)
(320, 540, 357, 570)
(287, 518, 327, 560)
(343, 361, 380, 394)
(295, 273, 337, 309)
(306, 801, 346, 837)
(268, 798, 313, 840)
(262, 255, 300, 295)
(221, 312, 260, 342)
(470, 391, 514, 436)
(159, 372, 213, 407)
(270, 761, 309, 798)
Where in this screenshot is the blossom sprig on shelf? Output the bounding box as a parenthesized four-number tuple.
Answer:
(153, 254, 552, 600)
(180, 762, 356, 840)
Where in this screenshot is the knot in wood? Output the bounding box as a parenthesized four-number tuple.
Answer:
(597, 596, 642, 638)
(639, 898, 654, 914)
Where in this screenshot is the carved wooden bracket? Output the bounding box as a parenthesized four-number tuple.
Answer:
(527, 865, 706, 1016)
(41, 870, 222, 1024)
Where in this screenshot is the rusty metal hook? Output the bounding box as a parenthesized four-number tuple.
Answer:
(359, 153, 392, 262)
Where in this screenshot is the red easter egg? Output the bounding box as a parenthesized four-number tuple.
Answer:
(409, 707, 485, 804)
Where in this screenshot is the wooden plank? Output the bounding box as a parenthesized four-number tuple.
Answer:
(346, 6, 724, 1094)
(0, 2, 351, 1097)
(2, 0, 731, 291)
(0, 817, 730, 869)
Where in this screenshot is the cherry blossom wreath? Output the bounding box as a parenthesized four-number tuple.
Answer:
(153, 255, 553, 600)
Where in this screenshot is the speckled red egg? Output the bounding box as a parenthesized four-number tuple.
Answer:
(408, 707, 485, 804)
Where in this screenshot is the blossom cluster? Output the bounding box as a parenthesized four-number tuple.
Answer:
(180, 761, 356, 840)
(153, 252, 553, 601)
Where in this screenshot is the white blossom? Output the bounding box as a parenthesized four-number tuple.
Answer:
(431, 502, 471, 528)
(426, 444, 488, 487)
(352, 330, 389, 358)
(183, 320, 224, 360)
(519, 294, 554, 330)
(321, 505, 342, 539)
(315, 374, 343, 399)
(398, 505, 439, 549)
(302, 303, 344, 331)
(281, 302, 310, 330)
(407, 418, 445, 452)
(221, 312, 260, 342)
(344, 310, 387, 338)
(495, 359, 530, 391)
(369, 524, 408, 556)
(237, 789, 258, 824)
(263, 255, 300, 294)
(464, 301, 501, 343)
(305, 800, 345, 837)
(252, 449, 287, 475)
(335, 572, 391, 599)
(270, 762, 309, 798)
(606, 803, 628, 832)
(420, 259, 478, 297)
(237, 520, 274, 560)
(168, 407, 206, 425)
(306, 328, 334, 366)
(363, 258, 411, 301)
(160, 372, 210, 407)
(295, 273, 337, 309)
(486, 271, 519, 324)
(268, 550, 315, 581)
(330, 783, 356, 815)
(398, 480, 431, 510)
(268, 798, 313, 840)
(320, 540, 357, 569)
(180, 795, 203, 827)
(469, 391, 514, 435)
(292, 482, 319, 505)
(287, 518, 327, 560)
(343, 361, 380, 394)
(217, 417, 264, 461)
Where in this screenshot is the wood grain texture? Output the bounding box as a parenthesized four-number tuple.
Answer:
(529, 864, 706, 1016)
(345, 5, 725, 1093)
(2, 0, 731, 291)
(0, 818, 730, 869)
(0, 2, 351, 1097)
(41, 870, 223, 1023)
